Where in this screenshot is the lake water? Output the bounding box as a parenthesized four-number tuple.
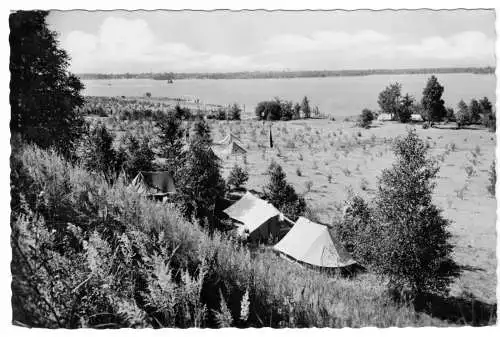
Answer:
(83, 74, 496, 118)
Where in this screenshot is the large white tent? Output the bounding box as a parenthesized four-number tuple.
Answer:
(223, 192, 282, 242)
(273, 217, 356, 268)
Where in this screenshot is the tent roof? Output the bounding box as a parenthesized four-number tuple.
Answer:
(131, 171, 176, 195)
(223, 192, 281, 234)
(213, 132, 242, 145)
(273, 217, 356, 268)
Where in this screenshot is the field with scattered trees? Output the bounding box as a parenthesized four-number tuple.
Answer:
(10, 10, 496, 329)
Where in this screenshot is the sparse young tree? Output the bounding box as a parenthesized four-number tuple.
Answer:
(455, 100, 470, 129)
(10, 10, 85, 157)
(227, 164, 249, 190)
(487, 160, 496, 197)
(479, 97, 493, 115)
(301, 96, 311, 119)
(263, 161, 306, 221)
(372, 129, 460, 298)
(377, 83, 402, 120)
(421, 76, 446, 123)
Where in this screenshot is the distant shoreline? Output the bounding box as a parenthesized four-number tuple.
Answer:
(78, 67, 495, 81)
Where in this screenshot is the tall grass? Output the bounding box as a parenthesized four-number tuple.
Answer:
(11, 144, 445, 328)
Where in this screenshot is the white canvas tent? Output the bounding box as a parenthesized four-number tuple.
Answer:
(213, 132, 242, 145)
(273, 217, 356, 268)
(223, 192, 282, 242)
(212, 132, 247, 157)
(377, 113, 393, 121)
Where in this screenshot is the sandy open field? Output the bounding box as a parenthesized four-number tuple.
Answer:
(210, 119, 497, 304)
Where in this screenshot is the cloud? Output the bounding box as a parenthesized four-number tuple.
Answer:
(62, 18, 494, 73)
(62, 17, 281, 73)
(263, 29, 494, 66)
(265, 30, 392, 54)
(395, 31, 495, 61)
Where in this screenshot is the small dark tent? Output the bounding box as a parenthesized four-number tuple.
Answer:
(131, 171, 176, 201)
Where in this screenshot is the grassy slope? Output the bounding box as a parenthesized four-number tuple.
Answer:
(15, 144, 448, 327)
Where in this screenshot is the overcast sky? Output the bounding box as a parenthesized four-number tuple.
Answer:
(47, 10, 496, 73)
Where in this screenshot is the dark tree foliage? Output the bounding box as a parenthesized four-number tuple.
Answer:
(469, 99, 482, 124)
(119, 134, 155, 180)
(372, 129, 459, 298)
(173, 104, 192, 120)
(377, 82, 402, 120)
(175, 138, 226, 226)
(10, 10, 85, 156)
(479, 97, 493, 115)
(157, 114, 185, 175)
(192, 118, 212, 144)
(357, 109, 374, 128)
(229, 103, 242, 121)
(399, 94, 414, 123)
(76, 123, 121, 183)
(421, 76, 446, 123)
(255, 100, 282, 121)
(280, 100, 294, 121)
(227, 164, 249, 190)
(292, 103, 301, 120)
(301, 96, 311, 119)
(263, 161, 306, 221)
(455, 100, 470, 129)
(336, 195, 376, 265)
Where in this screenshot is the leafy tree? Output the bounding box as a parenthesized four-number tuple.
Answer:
(157, 114, 185, 175)
(469, 99, 482, 124)
(399, 94, 414, 123)
(120, 134, 155, 180)
(175, 138, 226, 225)
(263, 161, 306, 221)
(479, 97, 493, 115)
(357, 109, 374, 128)
(455, 100, 470, 129)
(227, 164, 249, 190)
(421, 76, 446, 123)
(173, 104, 191, 120)
(192, 117, 212, 144)
(292, 103, 301, 120)
(255, 100, 282, 120)
(377, 83, 402, 120)
(372, 129, 459, 298)
(229, 103, 241, 121)
(76, 123, 120, 183)
(280, 100, 294, 121)
(445, 107, 455, 122)
(301, 96, 311, 119)
(10, 10, 85, 156)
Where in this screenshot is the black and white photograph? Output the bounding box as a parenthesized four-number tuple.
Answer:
(6, 4, 498, 330)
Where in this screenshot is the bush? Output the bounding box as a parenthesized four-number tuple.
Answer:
(336, 195, 375, 264)
(227, 164, 249, 190)
(255, 100, 282, 121)
(357, 109, 374, 128)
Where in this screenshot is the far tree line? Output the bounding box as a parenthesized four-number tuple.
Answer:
(358, 75, 495, 130)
